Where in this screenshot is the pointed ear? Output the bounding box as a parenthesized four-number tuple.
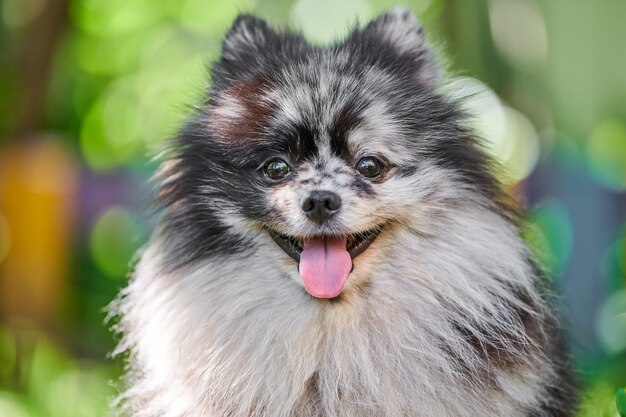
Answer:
(211, 15, 282, 90)
(222, 15, 277, 60)
(365, 7, 426, 55)
(364, 8, 439, 84)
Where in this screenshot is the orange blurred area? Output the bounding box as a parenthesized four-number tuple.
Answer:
(0, 138, 77, 327)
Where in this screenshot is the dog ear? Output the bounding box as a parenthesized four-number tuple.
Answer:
(212, 15, 279, 89)
(363, 7, 439, 85)
(222, 15, 277, 59)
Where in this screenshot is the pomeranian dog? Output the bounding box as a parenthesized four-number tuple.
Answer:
(114, 8, 577, 417)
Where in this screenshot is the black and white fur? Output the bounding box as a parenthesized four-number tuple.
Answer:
(114, 8, 577, 417)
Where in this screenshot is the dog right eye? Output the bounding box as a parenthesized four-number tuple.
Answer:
(263, 159, 292, 180)
(356, 156, 384, 178)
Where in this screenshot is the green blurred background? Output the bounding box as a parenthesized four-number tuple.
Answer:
(0, 0, 625, 416)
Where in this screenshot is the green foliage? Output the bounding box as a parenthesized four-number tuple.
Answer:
(576, 381, 622, 417)
(617, 388, 626, 417)
(0, 326, 120, 417)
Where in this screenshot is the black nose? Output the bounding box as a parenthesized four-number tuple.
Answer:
(301, 190, 341, 224)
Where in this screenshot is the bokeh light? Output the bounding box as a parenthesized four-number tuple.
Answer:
(135, 27, 206, 147)
(596, 289, 626, 354)
(74, 31, 148, 77)
(488, 0, 548, 70)
(80, 77, 142, 170)
(452, 77, 540, 184)
(0, 331, 117, 417)
(72, 0, 166, 36)
(499, 107, 541, 183)
(77, 23, 209, 172)
(89, 206, 142, 279)
(585, 119, 626, 191)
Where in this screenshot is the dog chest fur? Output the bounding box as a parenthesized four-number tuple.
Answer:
(116, 203, 571, 417)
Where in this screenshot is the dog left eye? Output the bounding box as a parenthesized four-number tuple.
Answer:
(263, 159, 292, 180)
(356, 156, 384, 178)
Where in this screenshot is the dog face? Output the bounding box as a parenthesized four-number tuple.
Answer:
(161, 9, 502, 298)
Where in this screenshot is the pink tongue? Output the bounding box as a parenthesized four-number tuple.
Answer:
(299, 236, 352, 298)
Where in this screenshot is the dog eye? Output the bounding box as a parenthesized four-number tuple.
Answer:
(263, 159, 292, 180)
(356, 157, 384, 178)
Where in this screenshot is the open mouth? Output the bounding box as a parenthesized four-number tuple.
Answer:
(267, 225, 384, 299)
(267, 226, 383, 262)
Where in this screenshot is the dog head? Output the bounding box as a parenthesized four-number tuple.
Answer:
(159, 8, 503, 299)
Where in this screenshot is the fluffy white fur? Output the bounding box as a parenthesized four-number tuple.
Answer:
(115, 172, 558, 416)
